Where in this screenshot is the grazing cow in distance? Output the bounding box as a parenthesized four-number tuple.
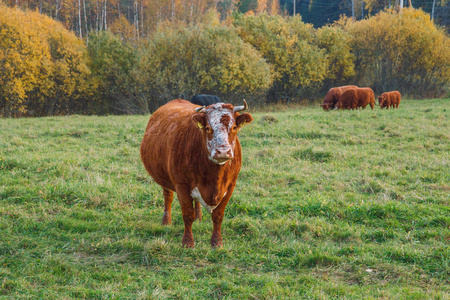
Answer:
(378, 91, 401, 109)
(321, 85, 358, 111)
(140, 99, 253, 248)
(336, 87, 375, 110)
(190, 94, 221, 106)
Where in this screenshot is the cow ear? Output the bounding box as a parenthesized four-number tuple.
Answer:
(236, 113, 253, 128)
(192, 114, 206, 129)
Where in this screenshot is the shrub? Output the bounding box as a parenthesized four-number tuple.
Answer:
(0, 5, 96, 116)
(315, 25, 356, 90)
(137, 19, 272, 111)
(233, 13, 329, 102)
(88, 31, 143, 114)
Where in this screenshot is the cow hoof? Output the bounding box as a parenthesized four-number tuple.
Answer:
(211, 233, 223, 248)
(161, 215, 172, 225)
(211, 240, 223, 248)
(182, 239, 195, 248)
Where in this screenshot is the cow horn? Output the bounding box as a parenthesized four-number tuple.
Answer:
(195, 106, 207, 113)
(233, 99, 248, 113)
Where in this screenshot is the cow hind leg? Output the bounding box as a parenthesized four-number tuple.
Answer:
(162, 189, 174, 225)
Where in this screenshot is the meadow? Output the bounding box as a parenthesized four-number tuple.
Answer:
(0, 99, 449, 299)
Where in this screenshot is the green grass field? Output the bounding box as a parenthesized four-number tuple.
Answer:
(1, 99, 449, 299)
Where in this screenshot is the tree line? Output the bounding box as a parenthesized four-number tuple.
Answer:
(2, 0, 448, 42)
(0, 4, 449, 116)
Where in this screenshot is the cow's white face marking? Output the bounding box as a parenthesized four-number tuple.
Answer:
(191, 187, 219, 213)
(204, 104, 235, 165)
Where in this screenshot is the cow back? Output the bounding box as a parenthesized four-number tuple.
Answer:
(356, 87, 375, 107)
(322, 85, 357, 110)
(190, 94, 221, 106)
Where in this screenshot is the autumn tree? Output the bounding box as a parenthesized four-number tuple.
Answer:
(339, 8, 450, 97)
(0, 5, 96, 116)
(315, 25, 355, 90)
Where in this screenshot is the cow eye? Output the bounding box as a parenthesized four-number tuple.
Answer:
(205, 126, 212, 133)
(232, 125, 237, 131)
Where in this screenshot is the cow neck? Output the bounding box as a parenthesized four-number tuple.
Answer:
(203, 159, 232, 203)
(197, 143, 234, 188)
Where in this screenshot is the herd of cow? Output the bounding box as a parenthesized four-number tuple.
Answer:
(140, 89, 402, 248)
(321, 85, 402, 111)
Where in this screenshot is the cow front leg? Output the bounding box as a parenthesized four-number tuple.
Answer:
(176, 187, 196, 248)
(211, 209, 224, 248)
(210, 186, 235, 248)
(162, 189, 173, 225)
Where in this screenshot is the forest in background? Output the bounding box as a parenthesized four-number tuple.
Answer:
(0, 2, 449, 116)
(1, 0, 449, 41)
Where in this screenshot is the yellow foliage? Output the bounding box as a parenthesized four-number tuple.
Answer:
(339, 8, 450, 96)
(315, 25, 355, 85)
(109, 15, 138, 44)
(0, 5, 96, 116)
(233, 13, 328, 100)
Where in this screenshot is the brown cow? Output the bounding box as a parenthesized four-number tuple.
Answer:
(140, 99, 253, 248)
(378, 91, 401, 109)
(336, 87, 375, 110)
(321, 85, 358, 111)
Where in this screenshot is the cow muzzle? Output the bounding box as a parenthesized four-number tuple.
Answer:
(212, 147, 233, 164)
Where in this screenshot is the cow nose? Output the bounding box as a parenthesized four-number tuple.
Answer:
(213, 147, 233, 162)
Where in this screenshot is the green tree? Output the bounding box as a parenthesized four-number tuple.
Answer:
(88, 31, 142, 114)
(138, 20, 272, 110)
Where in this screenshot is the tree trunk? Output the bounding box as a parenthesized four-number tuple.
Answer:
(83, 0, 88, 42)
(141, 1, 144, 38)
(431, 0, 436, 20)
(97, 0, 100, 31)
(104, 0, 107, 30)
(55, 0, 60, 20)
(134, 0, 139, 41)
(361, 0, 363, 19)
(78, 0, 82, 38)
(352, 0, 355, 20)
